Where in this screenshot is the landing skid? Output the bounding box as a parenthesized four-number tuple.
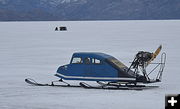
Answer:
(25, 78, 81, 88)
(80, 81, 158, 90)
(25, 78, 158, 90)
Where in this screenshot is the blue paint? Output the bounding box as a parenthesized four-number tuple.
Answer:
(56, 52, 136, 82)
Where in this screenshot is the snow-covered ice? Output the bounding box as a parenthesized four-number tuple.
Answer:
(0, 20, 180, 109)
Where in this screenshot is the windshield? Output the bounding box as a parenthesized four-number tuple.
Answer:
(106, 57, 136, 77)
(107, 57, 127, 69)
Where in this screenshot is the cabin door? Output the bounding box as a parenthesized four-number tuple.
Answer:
(83, 57, 93, 77)
(91, 58, 106, 77)
(69, 57, 85, 76)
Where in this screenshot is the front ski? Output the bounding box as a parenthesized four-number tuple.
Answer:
(25, 78, 49, 86)
(25, 78, 81, 88)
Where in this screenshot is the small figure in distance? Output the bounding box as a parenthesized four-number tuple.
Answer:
(60, 27, 67, 31)
(55, 26, 67, 31)
(55, 27, 58, 31)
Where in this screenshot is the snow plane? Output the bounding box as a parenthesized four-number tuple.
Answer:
(25, 45, 166, 90)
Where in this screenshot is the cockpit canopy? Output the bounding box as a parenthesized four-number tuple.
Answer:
(71, 52, 127, 68)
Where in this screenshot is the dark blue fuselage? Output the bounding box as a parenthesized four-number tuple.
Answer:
(55, 52, 136, 82)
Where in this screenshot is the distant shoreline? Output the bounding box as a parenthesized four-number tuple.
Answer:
(0, 19, 180, 22)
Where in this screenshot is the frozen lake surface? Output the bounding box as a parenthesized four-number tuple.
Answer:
(0, 20, 180, 109)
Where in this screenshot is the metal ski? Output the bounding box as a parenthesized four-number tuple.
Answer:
(79, 82, 158, 90)
(25, 78, 81, 88)
(25, 78, 158, 90)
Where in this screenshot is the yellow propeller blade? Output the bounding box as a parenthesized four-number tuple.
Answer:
(147, 45, 162, 65)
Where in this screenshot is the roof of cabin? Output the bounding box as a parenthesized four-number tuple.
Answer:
(72, 52, 114, 60)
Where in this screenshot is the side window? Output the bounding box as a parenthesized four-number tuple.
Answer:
(71, 57, 83, 64)
(92, 58, 101, 64)
(84, 57, 91, 64)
